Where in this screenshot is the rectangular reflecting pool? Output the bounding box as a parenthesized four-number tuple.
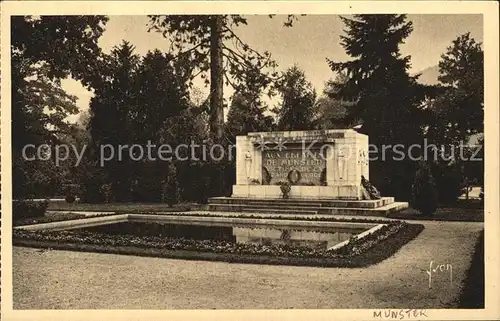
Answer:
(76, 221, 369, 250)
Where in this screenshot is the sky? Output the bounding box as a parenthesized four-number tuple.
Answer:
(61, 14, 483, 122)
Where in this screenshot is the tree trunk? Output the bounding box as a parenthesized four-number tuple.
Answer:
(209, 15, 224, 142)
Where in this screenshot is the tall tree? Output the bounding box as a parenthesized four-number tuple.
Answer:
(315, 72, 356, 129)
(226, 62, 276, 137)
(147, 15, 299, 141)
(130, 50, 192, 202)
(327, 15, 425, 147)
(327, 15, 428, 200)
(426, 33, 484, 204)
(429, 32, 484, 146)
(158, 104, 212, 203)
(11, 16, 108, 87)
(11, 15, 108, 198)
(88, 41, 140, 202)
(134, 49, 191, 144)
(274, 66, 317, 131)
(148, 15, 300, 199)
(226, 91, 275, 138)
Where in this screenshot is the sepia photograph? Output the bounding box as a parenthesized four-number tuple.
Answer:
(1, 1, 499, 320)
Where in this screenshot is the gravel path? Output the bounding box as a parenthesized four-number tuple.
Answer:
(13, 220, 483, 309)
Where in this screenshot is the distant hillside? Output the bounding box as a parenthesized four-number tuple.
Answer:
(415, 65, 440, 86)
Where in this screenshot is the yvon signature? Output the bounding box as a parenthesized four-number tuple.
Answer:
(426, 261, 453, 288)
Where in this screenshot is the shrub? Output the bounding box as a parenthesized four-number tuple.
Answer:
(65, 195, 76, 203)
(162, 162, 180, 207)
(79, 165, 106, 203)
(431, 162, 463, 205)
(13, 199, 48, 220)
(99, 184, 113, 203)
(412, 162, 439, 216)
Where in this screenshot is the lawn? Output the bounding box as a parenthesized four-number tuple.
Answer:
(13, 212, 90, 227)
(388, 200, 484, 222)
(459, 230, 484, 308)
(47, 202, 198, 213)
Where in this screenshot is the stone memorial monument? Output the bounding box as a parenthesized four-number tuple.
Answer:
(208, 129, 408, 216)
(233, 129, 369, 199)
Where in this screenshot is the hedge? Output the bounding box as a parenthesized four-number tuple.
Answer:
(13, 200, 48, 220)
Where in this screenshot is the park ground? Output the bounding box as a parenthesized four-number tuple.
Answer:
(13, 216, 483, 309)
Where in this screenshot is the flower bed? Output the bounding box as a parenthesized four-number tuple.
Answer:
(13, 220, 424, 268)
(124, 212, 400, 224)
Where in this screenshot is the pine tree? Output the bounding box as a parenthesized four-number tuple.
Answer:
(315, 72, 356, 129)
(327, 15, 429, 200)
(327, 14, 424, 147)
(148, 15, 300, 142)
(226, 92, 275, 138)
(88, 41, 140, 202)
(134, 50, 191, 144)
(274, 66, 317, 131)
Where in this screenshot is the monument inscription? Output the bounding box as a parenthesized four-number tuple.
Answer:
(262, 149, 326, 185)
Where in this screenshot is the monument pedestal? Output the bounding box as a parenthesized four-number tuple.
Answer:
(233, 129, 369, 200)
(231, 185, 361, 200)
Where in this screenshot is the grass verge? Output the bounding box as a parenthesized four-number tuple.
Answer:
(13, 212, 115, 227)
(47, 202, 194, 213)
(13, 223, 423, 268)
(128, 212, 400, 224)
(458, 230, 484, 308)
(387, 206, 483, 222)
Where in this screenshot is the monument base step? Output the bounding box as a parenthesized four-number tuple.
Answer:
(207, 197, 408, 217)
(208, 197, 395, 209)
(242, 208, 320, 215)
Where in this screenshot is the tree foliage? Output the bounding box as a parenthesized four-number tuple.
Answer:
(87, 41, 193, 202)
(226, 91, 275, 139)
(315, 72, 356, 129)
(327, 15, 426, 146)
(11, 16, 108, 87)
(425, 33, 484, 204)
(428, 32, 484, 146)
(11, 15, 108, 198)
(134, 49, 191, 144)
(327, 15, 432, 200)
(274, 66, 317, 131)
(162, 162, 181, 207)
(147, 15, 299, 140)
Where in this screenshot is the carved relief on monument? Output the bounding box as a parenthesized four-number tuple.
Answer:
(244, 150, 252, 183)
(336, 147, 346, 180)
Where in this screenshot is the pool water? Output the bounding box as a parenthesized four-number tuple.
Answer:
(78, 222, 368, 250)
